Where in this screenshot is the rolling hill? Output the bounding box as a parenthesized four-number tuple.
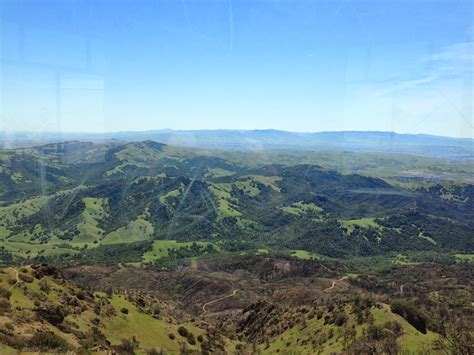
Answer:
(0, 140, 473, 268)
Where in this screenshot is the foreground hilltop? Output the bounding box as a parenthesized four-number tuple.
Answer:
(0, 257, 472, 353)
(0, 263, 236, 353)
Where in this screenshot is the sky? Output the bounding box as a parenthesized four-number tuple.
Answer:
(0, 0, 472, 138)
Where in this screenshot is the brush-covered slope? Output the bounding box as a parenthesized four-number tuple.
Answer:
(0, 254, 470, 354)
(0, 264, 236, 353)
(62, 255, 474, 355)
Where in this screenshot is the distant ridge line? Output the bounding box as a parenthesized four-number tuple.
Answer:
(1, 129, 473, 141)
(1, 129, 472, 159)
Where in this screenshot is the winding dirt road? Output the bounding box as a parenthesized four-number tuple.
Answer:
(202, 290, 239, 314)
(324, 276, 348, 292)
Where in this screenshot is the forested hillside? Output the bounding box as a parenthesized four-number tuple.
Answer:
(0, 140, 472, 268)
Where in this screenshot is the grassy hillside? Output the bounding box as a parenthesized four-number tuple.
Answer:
(260, 303, 437, 354)
(0, 253, 469, 353)
(0, 264, 237, 353)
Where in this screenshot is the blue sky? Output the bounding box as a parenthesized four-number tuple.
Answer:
(0, 0, 472, 138)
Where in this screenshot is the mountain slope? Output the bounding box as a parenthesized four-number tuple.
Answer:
(0, 264, 238, 353)
(0, 140, 472, 267)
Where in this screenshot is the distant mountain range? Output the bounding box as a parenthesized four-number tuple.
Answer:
(1, 129, 473, 159)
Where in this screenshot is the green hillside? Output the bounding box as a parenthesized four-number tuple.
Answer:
(0, 264, 237, 353)
(0, 141, 472, 269)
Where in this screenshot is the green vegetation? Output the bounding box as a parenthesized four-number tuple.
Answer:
(290, 250, 322, 260)
(101, 216, 154, 245)
(260, 302, 437, 354)
(391, 254, 420, 266)
(281, 201, 323, 217)
(73, 197, 108, 245)
(208, 183, 242, 218)
(205, 167, 235, 178)
(0, 344, 17, 355)
(0, 140, 472, 266)
(0, 255, 473, 354)
(0, 265, 230, 353)
(159, 184, 184, 203)
(390, 300, 428, 333)
(340, 218, 381, 234)
(0, 195, 50, 239)
(455, 253, 474, 263)
(102, 295, 204, 350)
(143, 239, 219, 264)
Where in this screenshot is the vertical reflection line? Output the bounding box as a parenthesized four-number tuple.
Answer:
(463, 40, 473, 138)
(54, 69, 61, 140)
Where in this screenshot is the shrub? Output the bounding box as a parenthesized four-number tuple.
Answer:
(28, 331, 70, 351)
(76, 290, 86, 300)
(328, 328, 334, 339)
(334, 312, 348, 326)
(0, 287, 11, 299)
(187, 333, 196, 345)
(19, 273, 34, 283)
(78, 327, 109, 350)
(390, 300, 427, 334)
(39, 279, 50, 293)
(120, 307, 129, 315)
(151, 303, 160, 318)
(0, 299, 11, 314)
(383, 321, 403, 336)
(35, 304, 67, 326)
(177, 326, 189, 337)
(168, 333, 175, 340)
(116, 336, 140, 353)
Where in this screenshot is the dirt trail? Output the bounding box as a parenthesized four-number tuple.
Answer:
(324, 276, 348, 292)
(400, 284, 405, 295)
(202, 290, 239, 314)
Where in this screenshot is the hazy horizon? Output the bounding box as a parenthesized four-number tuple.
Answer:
(2, 127, 473, 141)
